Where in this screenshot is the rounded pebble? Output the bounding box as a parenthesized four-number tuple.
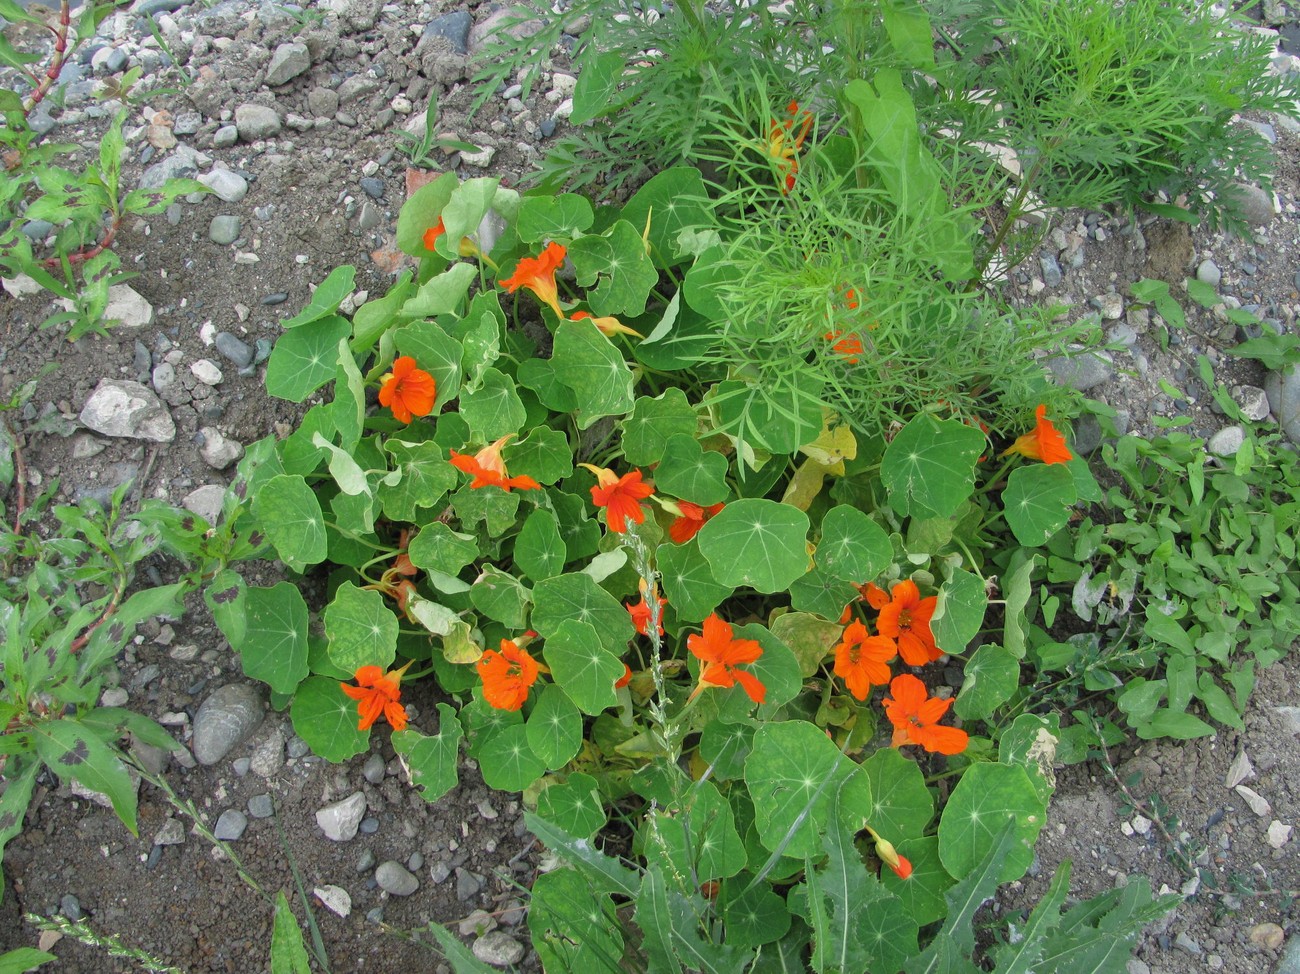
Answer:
(213, 809, 248, 841)
(375, 860, 419, 896)
(191, 684, 265, 766)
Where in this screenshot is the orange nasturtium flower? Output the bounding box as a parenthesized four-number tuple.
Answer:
(668, 500, 725, 544)
(378, 356, 437, 424)
(884, 674, 969, 755)
(865, 825, 913, 880)
(340, 660, 413, 732)
(824, 329, 864, 364)
(615, 663, 634, 689)
(687, 612, 766, 704)
(1001, 404, 1073, 465)
(422, 218, 446, 251)
(833, 620, 897, 700)
(580, 464, 654, 534)
(570, 309, 644, 339)
(449, 434, 541, 491)
(477, 638, 540, 712)
(766, 99, 813, 193)
(499, 240, 566, 318)
(875, 579, 941, 666)
(626, 580, 666, 637)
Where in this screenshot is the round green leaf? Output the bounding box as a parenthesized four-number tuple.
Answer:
(722, 883, 791, 948)
(451, 483, 521, 535)
(477, 723, 546, 792)
(654, 434, 729, 505)
(408, 522, 479, 575)
(858, 746, 935, 841)
(536, 771, 607, 838)
(716, 622, 803, 718)
(515, 509, 567, 581)
(399, 261, 478, 318)
(698, 499, 810, 594)
(621, 389, 699, 466)
(395, 170, 458, 256)
(508, 427, 574, 484)
(460, 367, 526, 441)
(767, 613, 842, 678)
(289, 676, 369, 762)
(543, 619, 624, 715)
(264, 315, 350, 403)
(939, 762, 1047, 884)
(712, 377, 824, 456)
(1003, 462, 1078, 546)
(469, 565, 532, 628)
(931, 567, 988, 657)
(526, 685, 583, 768)
(238, 582, 309, 695)
(657, 539, 734, 622)
(699, 718, 756, 781)
(954, 644, 1020, 721)
(620, 167, 713, 268)
(881, 414, 986, 517)
(551, 319, 635, 429)
(745, 720, 855, 859)
(530, 573, 634, 654)
(998, 713, 1060, 805)
(392, 704, 463, 802)
(517, 358, 579, 412)
(788, 568, 861, 622)
(817, 506, 892, 582)
(568, 218, 658, 317)
(880, 836, 952, 927)
(323, 582, 398, 673)
(251, 474, 327, 572)
(517, 193, 595, 242)
(379, 439, 459, 522)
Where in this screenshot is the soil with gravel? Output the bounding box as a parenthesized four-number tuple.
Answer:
(0, 1, 1298, 972)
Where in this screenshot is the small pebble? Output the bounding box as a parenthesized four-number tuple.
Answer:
(248, 794, 274, 819)
(213, 809, 248, 841)
(359, 816, 380, 835)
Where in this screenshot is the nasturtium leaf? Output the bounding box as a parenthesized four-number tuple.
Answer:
(550, 491, 601, 562)
(526, 685, 584, 769)
(399, 262, 478, 319)
(406, 596, 459, 639)
(378, 439, 459, 522)
(530, 573, 634, 654)
(289, 676, 369, 762)
(657, 539, 735, 622)
(954, 644, 1020, 721)
(460, 308, 502, 392)
(252, 474, 327, 572)
(408, 522, 478, 575)
(462, 694, 523, 758)
(745, 720, 856, 859)
(939, 762, 1047, 884)
(722, 882, 792, 949)
(931, 567, 987, 657)
(393, 318, 463, 410)
(351, 272, 414, 353)
(551, 319, 635, 429)
(395, 170, 458, 255)
(881, 414, 986, 518)
(620, 166, 712, 269)
(329, 341, 367, 451)
(507, 426, 573, 484)
(709, 622, 803, 719)
(238, 583, 309, 695)
(543, 619, 624, 715)
(654, 434, 729, 505)
(515, 509, 567, 580)
(859, 746, 934, 841)
(768, 612, 843, 678)
(517, 193, 595, 241)
(452, 483, 521, 535)
(699, 718, 756, 781)
(621, 389, 699, 467)
(529, 867, 625, 972)
(33, 722, 139, 836)
(470, 566, 532, 628)
(283, 265, 355, 329)
(568, 219, 659, 317)
(712, 377, 824, 456)
(644, 779, 747, 883)
(537, 771, 607, 838)
(1001, 553, 1036, 660)
(441, 177, 519, 255)
(697, 499, 810, 594)
(817, 506, 892, 582)
(477, 723, 546, 792)
(392, 705, 463, 803)
(1003, 463, 1077, 547)
(516, 357, 580, 412)
(788, 568, 860, 622)
(311, 432, 369, 497)
(998, 713, 1060, 806)
(880, 836, 952, 928)
(323, 582, 398, 674)
(460, 367, 526, 441)
(264, 315, 351, 403)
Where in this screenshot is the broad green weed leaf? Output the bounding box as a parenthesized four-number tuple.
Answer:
(290, 676, 375, 761)
(205, 569, 248, 653)
(517, 192, 595, 240)
(35, 720, 141, 834)
(552, 320, 635, 429)
(646, 779, 747, 884)
(538, 772, 607, 838)
(460, 367, 527, 440)
(270, 891, 311, 974)
(698, 499, 810, 594)
(882, 415, 985, 518)
(636, 865, 681, 974)
(881, 0, 937, 70)
(543, 619, 624, 714)
(324, 582, 398, 673)
(239, 583, 310, 694)
(0, 947, 56, 974)
(745, 720, 854, 859)
(1137, 709, 1215, 741)
(0, 762, 38, 901)
(393, 705, 463, 802)
(265, 315, 350, 403)
(528, 866, 627, 972)
(283, 266, 355, 329)
(621, 389, 698, 466)
(531, 573, 634, 654)
(252, 474, 327, 572)
(655, 434, 729, 505)
(470, 565, 532, 628)
(478, 724, 545, 791)
(954, 644, 1019, 721)
(939, 762, 1046, 884)
(394, 318, 464, 410)
(816, 506, 892, 582)
(658, 539, 735, 622)
(515, 509, 566, 580)
(1003, 463, 1077, 546)
(621, 167, 712, 269)
(527, 685, 584, 768)
(526, 814, 642, 897)
(570, 219, 659, 317)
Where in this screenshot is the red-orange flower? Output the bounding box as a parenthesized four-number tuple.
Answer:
(833, 621, 897, 700)
(1001, 404, 1072, 464)
(378, 356, 437, 424)
(884, 674, 968, 755)
(499, 241, 566, 318)
(340, 661, 412, 732)
(423, 218, 445, 251)
(866, 826, 913, 880)
(668, 500, 725, 544)
(875, 579, 940, 666)
(766, 99, 813, 193)
(580, 464, 654, 534)
(824, 329, 864, 364)
(477, 639, 540, 712)
(626, 581, 666, 637)
(449, 434, 542, 491)
(570, 309, 644, 339)
(687, 613, 766, 704)
(615, 663, 633, 689)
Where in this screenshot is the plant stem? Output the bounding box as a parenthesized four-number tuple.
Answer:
(23, 1, 72, 115)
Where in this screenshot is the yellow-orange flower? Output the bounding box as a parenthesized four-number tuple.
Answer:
(866, 825, 913, 880)
(833, 620, 897, 700)
(499, 241, 566, 318)
(766, 99, 813, 193)
(378, 356, 437, 424)
(580, 464, 654, 534)
(688, 612, 766, 704)
(626, 580, 666, 637)
(477, 639, 540, 712)
(824, 329, 864, 364)
(449, 434, 541, 491)
(884, 674, 968, 755)
(874, 579, 940, 666)
(668, 500, 725, 544)
(1001, 404, 1072, 464)
(340, 661, 412, 732)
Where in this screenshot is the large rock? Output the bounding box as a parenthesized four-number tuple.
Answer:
(235, 103, 282, 141)
(79, 379, 176, 442)
(1264, 365, 1300, 445)
(103, 285, 154, 329)
(191, 684, 266, 765)
(265, 42, 312, 86)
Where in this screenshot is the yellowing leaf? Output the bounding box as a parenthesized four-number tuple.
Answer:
(800, 416, 858, 466)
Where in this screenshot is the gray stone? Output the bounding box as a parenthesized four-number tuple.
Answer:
(375, 861, 419, 896)
(421, 11, 472, 54)
(1039, 254, 1062, 287)
(173, 112, 202, 136)
(250, 727, 285, 777)
(356, 849, 377, 873)
(338, 75, 381, 103)
(1208, 425, 1245, 458)
(153, 818, 185, 846)
(132, 0, 187, 14)
(104, 285, 154, 329)
(182, 485, 226, 524)
(362, 753, 386, 784)
(192, 684, 266, 765)
(1231, 384, 1270, 422)
(1047, 349, 1115, 392)
(1090, 292, 1124, 320)
(265, 42, 312, 86)
(198, 427, 243, 470)
(213, 125, 239, 149)
(191, 359, 223, 386)
(209, 215, 242, 245)
(359, 176, 385, 199)
(357, 201, 382, 231)
(286, 736, 310, 759)
(1264, 365, 1300, 445)
(101, 687, 129, 708)
(430, 861, 452, 883)
(198, 169, 248, 203)
(213, 809, 248, 841)
(59, 894, 82, 921)
(80, 379, 176, 442)
(139, 145, 203, 191)
(472, 932, 525, 968)
(316, 791, 367, 841)
(460, 145, 496, 168)
(235, 103, 282, 141)
(248, 794, 274, 819)
(1196, 259, 1222, 288)
(307, 86, 339, 117)
(215, 332, 254, 368)
(1225, 183, 1275, 227)
(313, 885, 352, 918)
(455, 867, 483, 901)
